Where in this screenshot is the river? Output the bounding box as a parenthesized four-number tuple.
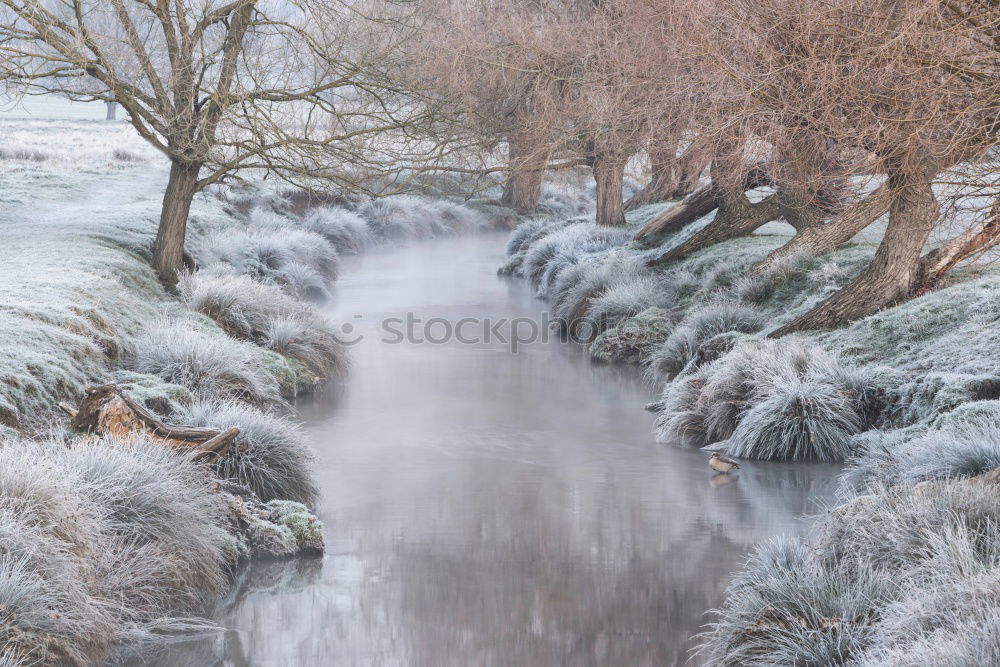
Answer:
(145, 232, 840, 666)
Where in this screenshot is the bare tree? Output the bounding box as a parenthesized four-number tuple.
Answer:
(0, 0, 424, 285)
(413, 0, 567, 212)
(633, 0, 1000, 328)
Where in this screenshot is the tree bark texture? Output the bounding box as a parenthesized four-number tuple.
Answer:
(593, 155, 627, 226)
(500, 136, 546, 212)
(750, 183, 893, 276)
(153, 160, 202, 287)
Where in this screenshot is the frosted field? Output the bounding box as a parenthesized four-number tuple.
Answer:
(0, 98, 175, 430)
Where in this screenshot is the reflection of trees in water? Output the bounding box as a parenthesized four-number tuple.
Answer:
(694, 461, 842, 547)
(115, 558, 324, 667)
(372, 524, 743, 666)
(131, 457, 838, 666)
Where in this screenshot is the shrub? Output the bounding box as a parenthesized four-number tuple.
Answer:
(180, 400, 318, 506)
(644, 302, 766, 384)
(128, 318, 281, 405)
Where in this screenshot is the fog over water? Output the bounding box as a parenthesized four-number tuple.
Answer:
(146, 233, 840, 667)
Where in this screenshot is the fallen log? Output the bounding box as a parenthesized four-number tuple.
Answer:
(68, 384, 238, 463)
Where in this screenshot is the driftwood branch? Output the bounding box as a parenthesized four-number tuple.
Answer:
(68, 384, 238, 463)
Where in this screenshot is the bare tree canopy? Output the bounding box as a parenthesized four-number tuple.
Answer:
(0, 0, 434, 284)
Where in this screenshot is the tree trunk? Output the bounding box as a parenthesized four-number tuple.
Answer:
(501, 136, 546, 212)
(105, 101, 118, 121)
(593, 155, 627, 226)
(153, 160, 202, 287)
(625, 144, 681, 212)
(771, 160, 940, 336)
(646, 193, 783, 266)
(915, 197, 1000, 292)
(670, 140, 710, 199)
(634, 163, 770, 241)
(750, 184, 892, 276)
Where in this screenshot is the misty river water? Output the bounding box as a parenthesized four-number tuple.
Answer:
(147, 232, 841, 667)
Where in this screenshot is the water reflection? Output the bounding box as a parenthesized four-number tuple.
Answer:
(144, 234, 840, 666)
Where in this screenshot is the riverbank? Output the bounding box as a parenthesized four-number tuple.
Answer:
(0, 110, 499, 665)
(502, 195, 1000, 663)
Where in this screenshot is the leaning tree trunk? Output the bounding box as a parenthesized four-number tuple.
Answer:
(772, 159, 940, 336)
(750, 183, 892, 276)
(153, 160, 202, 287)
(646, 191, 783, 266)
(915, 197, 1000, 292)
(592, 154, 627, 226)
(634, 163, 770, 241)
(501, 136, 546, 213)
(624, 143, 682, 212)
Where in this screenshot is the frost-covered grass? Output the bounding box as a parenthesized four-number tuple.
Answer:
(181, 400, 318, 506)
(644, 302, 767, 384)
(0, 436, 229, 664)
(654, 339, 871, 461)
(54, 438, 229, 624)
(699, 536, 890, 666)
(198, 208, 341, 292)
(356, 194, 491, 241)
(300, 206, 372, 254)
(180, 272, 347, 380)
(128, 317, 284, 407)
(701, 476, 1000, 665)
